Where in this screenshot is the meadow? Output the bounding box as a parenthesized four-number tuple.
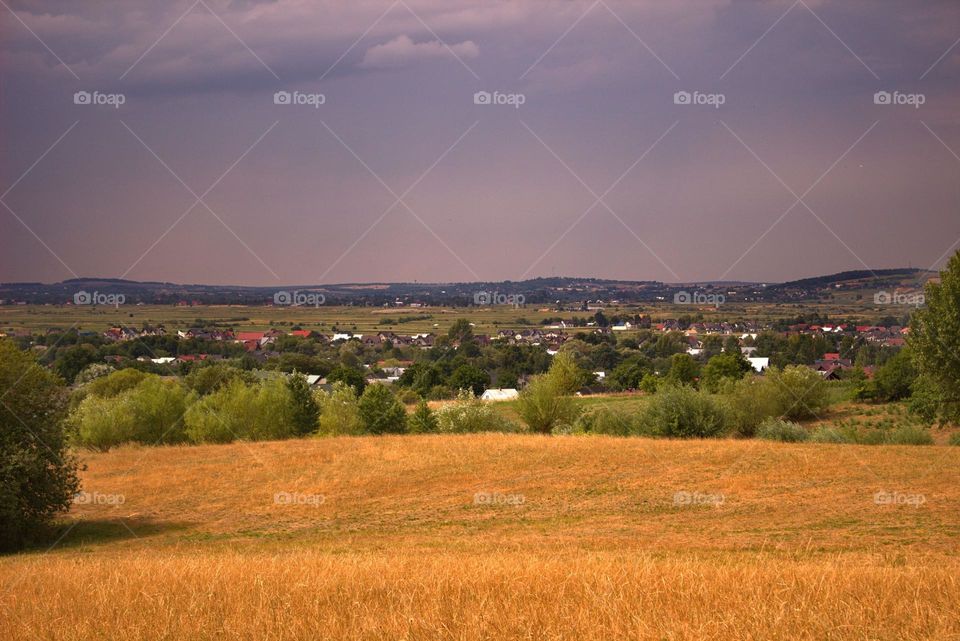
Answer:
(3, 434, 958, 640)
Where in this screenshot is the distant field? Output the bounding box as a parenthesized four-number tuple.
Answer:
(2, 435, 958, 640)
(0, 298, 898, 335)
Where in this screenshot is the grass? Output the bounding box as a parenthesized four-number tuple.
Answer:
(2, 434, 959, 640)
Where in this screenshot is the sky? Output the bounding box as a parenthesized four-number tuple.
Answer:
(1, 0, 959, 286)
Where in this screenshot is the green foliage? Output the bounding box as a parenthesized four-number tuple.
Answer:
(810, 426, 853, 444)
(867, 349, 917, 402)
(666, 353, 699, 386)
(358, 384, 407, 434)
(435, 390, 518, 433)
(548, 350, 590, 394)
(448, 364, 490, 396)
(755, 417, 809, 442)
(73, 363, 115, 386)
(767, 365, 830, 421)
(84, 367, 148, 399)
(910, 250, 960, 422)
(607, 355, 652, 391)
(184, 378, 295, 443)
(287, 373, 320, 436)
(70, 375, 193, 449)
(408, 399, 438, 433)
(516, 375, 581, 434)
(884, 426, 933, 446)
(326, 365, 366, 395)
(571, 406, 635, 436)
(948, 432, 960, 446)
(722, 375, 782, 437)
(184, 363, 255, 396)
(639, 385, 727, 438)
(0, 340, 80, 551)
(316, 382, 364, 436)
(700, 352, 749, 392)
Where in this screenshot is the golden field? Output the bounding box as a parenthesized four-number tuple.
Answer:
(3, 434, 960, 640)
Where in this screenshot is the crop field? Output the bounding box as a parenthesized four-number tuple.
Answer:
(2, 434, 959, 640)
(0, 298, 896, 336)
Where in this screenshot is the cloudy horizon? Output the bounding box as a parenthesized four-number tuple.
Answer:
(2, 0, 959, 286)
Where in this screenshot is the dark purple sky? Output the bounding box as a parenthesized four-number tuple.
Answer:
(1, 0, 958, 285)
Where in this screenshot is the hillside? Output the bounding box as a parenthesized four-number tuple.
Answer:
(2, 435, 959, 640)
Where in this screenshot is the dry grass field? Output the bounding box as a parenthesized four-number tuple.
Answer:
(3, 434, 959, 640)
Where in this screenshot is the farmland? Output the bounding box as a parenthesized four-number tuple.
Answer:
(2, 434, 958, 640)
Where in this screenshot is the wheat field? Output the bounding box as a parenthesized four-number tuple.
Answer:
(3, 434, 959, 640)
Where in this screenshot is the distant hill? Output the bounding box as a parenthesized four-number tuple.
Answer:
(0, 268, 938, 306)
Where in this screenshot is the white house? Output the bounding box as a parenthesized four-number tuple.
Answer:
(480, 388, 519, 401)
(748, 357, 770, 373)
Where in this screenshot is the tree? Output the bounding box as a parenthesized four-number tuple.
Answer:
(638, 385, 727, 438)
(666, 353, 698, 386)
(869, 348, 917, 402)
(547, 351, 588, 394)
(700, 352, 749, 392)
(767, 365, 829, 421)
(316, 382, 364, 435)
(0, 340, 80, 551)
(448, 364, 490, 396)
(516, 375, 581, 434)
(447, 319, 474, 343)
(408, 399, 438, 433)
(358, 384, 407, 434)
(287, 372, 320, 435)
(327, 365, 366, 395)
(608, 355, 652, 391)
(910, 251, 960, 420)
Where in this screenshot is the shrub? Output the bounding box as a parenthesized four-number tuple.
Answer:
(810, 426, 853, 444)
(184, 378, 296, 443)
(884, 426, 933, 446)
(768, 366, 830, 421)
(948, 432, 960, 446)
(358, 384, 407, 434)
(184, 363, 255, 396)
(755, 417, 808, 442)
(639, 385, 727, 438)
(435, 391, 518, 433)
(723, 376, 781, 437)
(571, 406, 634, 436)
(70, 394, 135, 451)
(316, 382, 364, 436)
(516, 375, 581, 434)
(408, 399, 439, 433)
(0, 340, 80, 551)
(84, 367, 148, 399)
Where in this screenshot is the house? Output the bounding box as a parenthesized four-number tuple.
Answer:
(747, 357, 769, 373)
(481, 388, 519, 401)
(289, 330, 313, 339)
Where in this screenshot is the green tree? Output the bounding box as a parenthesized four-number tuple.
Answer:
(547, 351, 589, 394)
(316, 382, 364, 435)
(870, 349, 917, 402)
(700, 352, 749, 392)
(358, 384, 407, 434)
(910, 251, 960, 420)
(0, 340, 80, 551)
(287, 372, 320, 435)
(327, 365, 366, 395)
(448, 364, 490, 396)
(666, 353, 698, 386)
(447, 319, 474, 343)
(408, 399, 438, 433)
(516, 375, 581, 434)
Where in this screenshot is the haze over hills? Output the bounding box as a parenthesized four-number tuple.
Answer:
(0, 268, 936, 306)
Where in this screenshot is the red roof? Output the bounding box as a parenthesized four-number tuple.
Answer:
(823, 353, 841, 360)
(289, 330, 312, 338)
(237, 332, 265, 341)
